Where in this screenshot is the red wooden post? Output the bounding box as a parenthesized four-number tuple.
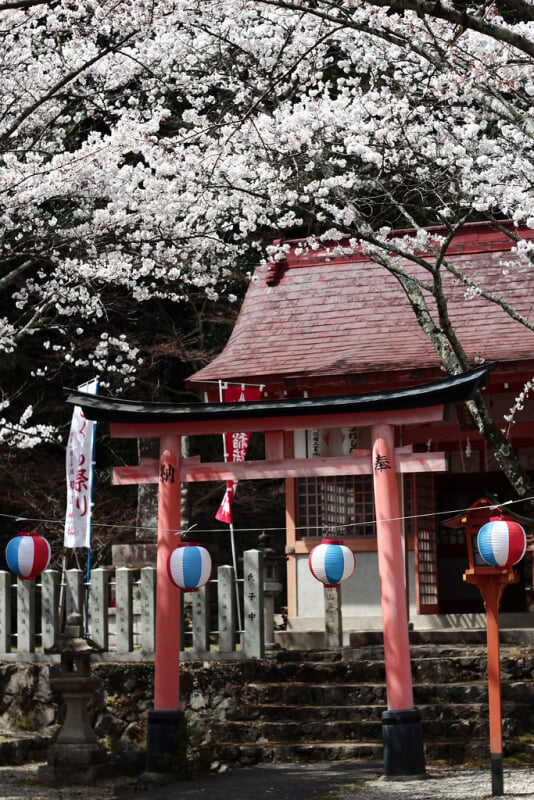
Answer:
(372, 424, 413, 710)
(154, 435, 181, 710)
(146, 434, 186, 774)
(372, 423, 425, 776)
(464, 567, 517, 796)
(486, 581, 503, 768)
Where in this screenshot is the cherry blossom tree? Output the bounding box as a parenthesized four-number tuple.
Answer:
(248, 0, 534, 502)
(0, 0, 246, 447)
(1, 0, 534, 507)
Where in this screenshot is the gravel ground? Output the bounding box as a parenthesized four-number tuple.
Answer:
(1, 762, 533, 800)
(340, 767, 534, 800)
(0, 764, 138, 799)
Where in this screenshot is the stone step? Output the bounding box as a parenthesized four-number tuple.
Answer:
(211, 716, 494, 745)
(412, 655, 534, 682)
(208, 740, 384, 767)
(255, 648, 534, 684)
(209, 732, 533, 769)
(425, 738, 496, 763)
(0, 731, 51, 765)
(243, 681, 387, 706)
(204, 643, 534, 769)
(245, 657, 491, 684)
(242, 679, 534, 707)
(272, 642, 534, 662)
(349, 628, 534, 647)
(208, 737, 499, 767)
(212, 719, 384, 744)
(226, 700, 527, 725)
(240, 659, 386, 684)
(272, 649, 351, 663)
(226, 702, 386, 723)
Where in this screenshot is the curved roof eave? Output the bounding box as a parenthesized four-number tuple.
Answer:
(65, 362, 494, 425)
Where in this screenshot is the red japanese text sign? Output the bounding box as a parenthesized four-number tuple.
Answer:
(215, 384, 262, 525)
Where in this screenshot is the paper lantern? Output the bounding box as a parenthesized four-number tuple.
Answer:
(6, 532, 51, 581)
(167, 543, 212, 592)
(309, 538, 356, 588)
(477, 517, 527, 568)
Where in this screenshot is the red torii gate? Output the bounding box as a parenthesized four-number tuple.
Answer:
(66, 362, 492, 777)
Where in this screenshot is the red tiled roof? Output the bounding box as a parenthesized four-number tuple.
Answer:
(188, 223, 534, 390)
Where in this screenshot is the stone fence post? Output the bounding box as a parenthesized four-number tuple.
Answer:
(244, 550, 264, 659)
(91, 567, 109, 650)
(324, 586, 343, 648)
(140, 566, 156, 653)
(192, 584, 210, 654)
(66, 569, 84, 620)
(115, 567, 134, 652)
(217, 565, 236, 653)
(41, 570, 60, 650)
(0, 551, 268, 659)
(17, 578, 35, 653)
(0, 571, 11, 653)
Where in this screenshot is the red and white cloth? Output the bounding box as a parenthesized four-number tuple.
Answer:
(215, 385, 262, 524)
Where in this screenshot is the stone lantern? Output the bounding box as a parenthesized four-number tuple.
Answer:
(39, 613, 107, 783)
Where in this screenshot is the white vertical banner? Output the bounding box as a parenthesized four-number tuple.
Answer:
(64, 379, 98, 548)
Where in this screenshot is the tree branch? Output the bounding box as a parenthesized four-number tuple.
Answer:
(0, 259, 33, 292)
(0, 0, 47, 10)
(1, 32, 136, 141)
(441, 255, 534, 333)
(258, 0, 534, 58)
(497, 0, 534, 23)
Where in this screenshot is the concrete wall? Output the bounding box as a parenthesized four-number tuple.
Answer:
(294, 550, 417, 626)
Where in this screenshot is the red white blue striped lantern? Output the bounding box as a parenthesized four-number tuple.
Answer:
(5, 532, 51, 581)
(167, 543, 212, 593)
(477, 517, 527, 568)
(309, 538, 356, 588)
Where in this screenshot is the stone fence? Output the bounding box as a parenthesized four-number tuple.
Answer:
(0, 549, 268, 662)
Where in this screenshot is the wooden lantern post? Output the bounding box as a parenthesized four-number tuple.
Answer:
(446, 498, 527, 797)
(463, 566, 517, 796)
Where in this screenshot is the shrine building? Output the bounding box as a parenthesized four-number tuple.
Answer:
(187, 221, 534, 638)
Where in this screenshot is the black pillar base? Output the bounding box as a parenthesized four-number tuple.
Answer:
(491, 753, 504, 796)
(145, 709, 187, 776)
(382, 708, 426, 778)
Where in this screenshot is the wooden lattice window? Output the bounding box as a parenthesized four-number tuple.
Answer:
(296, 475, 415, 538)
(413, 474, 439, 613)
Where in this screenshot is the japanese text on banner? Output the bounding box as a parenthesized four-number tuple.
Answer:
(215, 385, 262, 524)
(64, 380, 97, 548)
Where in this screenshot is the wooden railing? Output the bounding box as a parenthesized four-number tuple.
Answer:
(0, 549, 266, 661)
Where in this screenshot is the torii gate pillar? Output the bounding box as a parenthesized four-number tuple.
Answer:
(372, 424, 425, 777)
(145, 434, 186, 775)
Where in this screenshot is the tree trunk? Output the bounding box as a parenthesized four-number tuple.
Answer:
(396, 270, 534, 512)
(467, 392, 534, 513)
